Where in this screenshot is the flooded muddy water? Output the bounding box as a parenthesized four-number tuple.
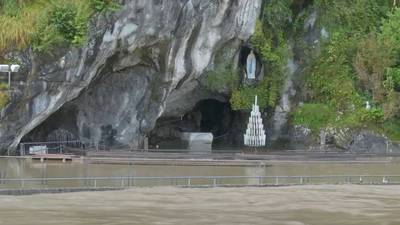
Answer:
(1, 158, 400, 224)
(0, 185, 399, 225)
(1, 157, 400, 179)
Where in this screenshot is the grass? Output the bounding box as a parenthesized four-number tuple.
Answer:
(292, 103, 335, 132)
(0, 0, 95, 54)
(0, 83, 9, 109)
(0, 1, 45, 52)
(381, 120, 400, 141)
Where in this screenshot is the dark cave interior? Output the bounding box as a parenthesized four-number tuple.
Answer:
(149, 99, 245, 149)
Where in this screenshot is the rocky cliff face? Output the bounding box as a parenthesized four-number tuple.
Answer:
(0, 0, 262, 152)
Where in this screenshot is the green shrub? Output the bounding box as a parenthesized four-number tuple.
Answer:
(74, 2, 92, 45)
(353, 34, 396, 104)
(383, 91, 400, 119)
(382, 119, 400, 141)
(351, 8, 400, 119)
(314, 0, 390, 34)
(359, 108, 385, 123)
(205, 63, 238, 92)
(305, 33, 361, 111)
(31, 1, 96, 53)
(0, 1, 42, 52)
(90, 0, 120, 13)
(0, 0, 122, 54)
(0, 0, 26, 16)
(385, 67, 400, 91)
(251, 21, 274, 62)
(48, 4, 82, 44)
(0, 83, 9, 109)
(380, 7, 400, 48)
(251, 21, 288, 66)
(230, 81, 270, 110)
(261, 0, 292, 34)
(292, 104, 335, 132)
(31, 20, 65, 53)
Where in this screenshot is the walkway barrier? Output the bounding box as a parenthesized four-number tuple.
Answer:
(0, 175, 399, 190)
(19, 140, 84, 156)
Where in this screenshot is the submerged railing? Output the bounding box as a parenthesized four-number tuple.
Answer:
(0, 175, 399, 190)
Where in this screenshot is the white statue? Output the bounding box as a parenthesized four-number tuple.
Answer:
(365, 101, 371, 110)
(244, 95, 266, 147)
(246, 50, 256, 79)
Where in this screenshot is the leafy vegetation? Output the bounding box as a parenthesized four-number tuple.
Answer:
(305, 33, 360, 111)
(230, 0, 291, 110)
(90, 0, 121, 13)
(231, 80, 271, 110)
(381, 120, 400, 141)
(1, 0, 399, 141)
(218, 0, 400, 141)
(0, 0, 41, 53)
(205, 63, 239, 93)
(0, 0, 120, 54)
(293, 1, 400, 140)
(0, 83, 9, 109)
(292, 104, 335, 132)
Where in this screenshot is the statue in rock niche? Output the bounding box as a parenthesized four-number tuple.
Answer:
(365, 101, 371, 110)
(246, 50, 257, 79)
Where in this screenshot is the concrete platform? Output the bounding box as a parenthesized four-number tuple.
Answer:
(180, 132, 213, 152)
(31, 154, 75, 162)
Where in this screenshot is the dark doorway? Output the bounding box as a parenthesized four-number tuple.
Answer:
(21, 105, 79, 143)
(196, 99, 231, 137)
(149, 99, 236, 149)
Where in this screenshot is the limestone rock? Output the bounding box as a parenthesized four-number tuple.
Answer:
(325, 127, 353, 150)
(348, 130, 399, 154)
(326, 128, 400, 153)
(289, 125, 314, 150)
(0, 0, 262, 152)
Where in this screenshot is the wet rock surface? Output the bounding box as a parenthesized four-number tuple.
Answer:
(348, 130, 400, 154)
(0, 0, 262, 152)
(290, 126, 400, 153)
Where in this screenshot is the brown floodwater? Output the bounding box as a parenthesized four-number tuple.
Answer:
(1, 157, 400, 179)
(1, 158, 400, 224)
(0, 157, 400, 188)
(0, 185, 399, 225)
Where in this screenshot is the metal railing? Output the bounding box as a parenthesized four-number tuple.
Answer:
(0, 175, 399, 190)
(15, 139, 400, 157)
(19, 140, 85, 156)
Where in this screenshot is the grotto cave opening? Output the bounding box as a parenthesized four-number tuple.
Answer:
(21, 105, 79, 143)
(149, 99, 242, 149)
